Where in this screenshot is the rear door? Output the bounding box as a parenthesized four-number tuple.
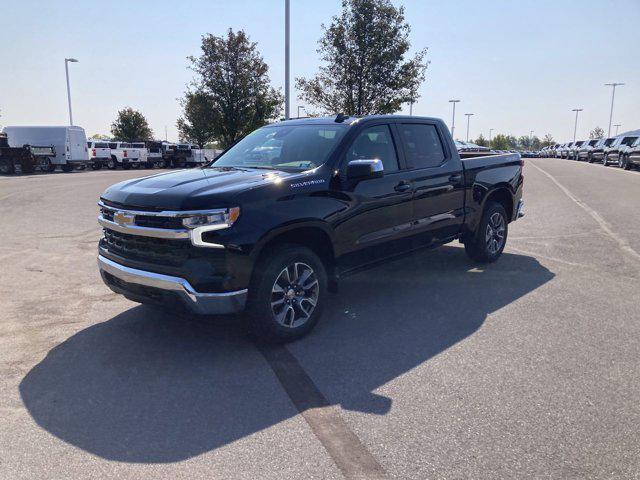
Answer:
(396, 121, 466, 242)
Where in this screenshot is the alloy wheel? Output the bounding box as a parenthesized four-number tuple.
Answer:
(485, 212, 506, 255)
(270, 262, 319, 328)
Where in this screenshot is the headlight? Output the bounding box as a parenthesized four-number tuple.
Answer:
(182, 207, 240, 231)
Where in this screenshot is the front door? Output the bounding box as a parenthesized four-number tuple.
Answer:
(334, 123, 415, 270)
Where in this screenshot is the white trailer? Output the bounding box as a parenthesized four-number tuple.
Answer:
(2, 126, 89, 172)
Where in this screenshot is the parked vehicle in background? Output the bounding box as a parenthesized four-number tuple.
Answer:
(568, 141, 584, 160)
(143, 141, 165, 168)
(2, 125, 89, 172)
(97, 114, 524, 342)
(560, 142, 574, 159)
(130, 143, 150, 168)
(172, 143, 207, 167)
(590, 138, 615, 163)
(87, 139, 111, 170)
(576, 139, 599, 161)
(107, 141, 141, 170)
(620, 137, 640, 170)
(0, 132, 56, 174)
(603, 135, 638, 166)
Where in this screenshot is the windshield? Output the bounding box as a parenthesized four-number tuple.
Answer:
(212, 124, 347, 171)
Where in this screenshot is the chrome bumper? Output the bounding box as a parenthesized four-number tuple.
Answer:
(98, 255, 247, 314)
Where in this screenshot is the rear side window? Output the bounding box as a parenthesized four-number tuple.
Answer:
(398, 123, 446, 168)
(346, 125, 399, 173)
(87, 141, 92, 147)
(109, 142, 117, 149)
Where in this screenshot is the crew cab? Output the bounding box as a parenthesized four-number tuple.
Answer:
(603, 135, 639, 167)
(577, 139, 599, 161)
(107, 141, 141, 169)
(97, 115, 524, 341)
(87, 139, 111, 170)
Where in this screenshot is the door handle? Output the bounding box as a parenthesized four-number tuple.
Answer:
(448, 173, 463, 184)
(394, 181, 412, 192)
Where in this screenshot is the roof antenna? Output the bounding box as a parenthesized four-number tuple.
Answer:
(334, 113, 349, 123)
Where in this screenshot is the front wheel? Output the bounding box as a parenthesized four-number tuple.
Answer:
(587, 153, 593, 163)
(622, 154, 631, 170)
(464, 202, 509, 263)
(61, 164, 73, 173)
(602, 155, 609, 166)
(246, 244, 327, 342)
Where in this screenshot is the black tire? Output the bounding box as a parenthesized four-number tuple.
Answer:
(91, 162, 102, 170)
(587, 153, 593, 163)
(602, 154, 608, 166)
(246, 244, 327, 343)
(61, 164, 73, 173)
(41, 158, 56, 172)
(107, 157, 117, 170)
(464, 201, 509, 263)
(131, 163, 139, 169)
(144, 161, 154, 169)
(122, 163, 131, 170)
(622, 154, 631, 170)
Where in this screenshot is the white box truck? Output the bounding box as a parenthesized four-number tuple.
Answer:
(2, 126, 90, 172)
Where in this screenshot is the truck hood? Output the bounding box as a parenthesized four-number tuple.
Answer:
(100, 167, 297, 210)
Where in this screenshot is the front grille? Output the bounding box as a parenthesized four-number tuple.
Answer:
(101, 228, 227, 272)
(134, 215, 184, 229)
(102, 229, 191, 266)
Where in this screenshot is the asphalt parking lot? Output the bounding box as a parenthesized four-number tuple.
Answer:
(1, 159, 639, 479)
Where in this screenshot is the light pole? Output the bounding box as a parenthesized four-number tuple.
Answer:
(449, 100, 460, 138)
(297, 106, 306, 118)
(571, 108, 583, 143)
(464, 113, 474, 142)
(604, 83, 624, 137)
(284, 0, 290, 120)
(489, 128, 493, 142)
(64, 58, 78, 125)
(614, 124, 621, 136)
(530, 130, 534, 148)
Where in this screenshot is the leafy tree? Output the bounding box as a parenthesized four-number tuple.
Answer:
(517, 136, 531, 149)
(589, 126, 605, 139)
(474, 134, 488, 147)
(177, 90, 217, 148)
(296, 0, 429, 115)
(90, 133, 112, 140)
(188, 29, 282, 149)
(541, 133, 555, 147)
(490, 134, 510, 151)
(110, 108, 153, 142)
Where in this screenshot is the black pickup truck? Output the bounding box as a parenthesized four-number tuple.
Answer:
(98, 115, 524, 341)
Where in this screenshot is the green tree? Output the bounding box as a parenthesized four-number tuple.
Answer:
(90, 133, 112, 140)
(589, 126, 605, 139)
(490, 134, 510, 150)
(177, 90, 217, 148)
(474, 134, 488, 147)
(541, 133, 555, 147)
(110, 108, 153, 142)
(296, 0, 429, 115)
(188, 29, 282, 149)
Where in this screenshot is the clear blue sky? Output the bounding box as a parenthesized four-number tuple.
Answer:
(2, 0, 638, 142)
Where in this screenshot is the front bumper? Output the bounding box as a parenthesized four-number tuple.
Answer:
(98, 254, 247, 314)
(515, 200, 525, 219)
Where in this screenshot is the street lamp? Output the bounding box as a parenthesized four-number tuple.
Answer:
(530, 130, 534, 148)
(604, 83, 624, 137)
(571, 108, 583, 143)
(489, 128, 493, 142)
(64, 58, 78, 125)
(284, 0, 290, 120)
(464, 113, 474, 142)
(449, 100, 460, 138)
(614, 124, 621, 136)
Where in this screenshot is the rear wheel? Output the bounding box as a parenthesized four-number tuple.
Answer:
(622, 154, 631, 170)
(91, 162, 102, 170)
(464, 201, 509, 263)
(122, 163, 131, 170)
(107, 157, 117, 170)
(61, 164, 73, 173)
(587, 153, 593, 163)
(246, 244, 327, 342)
(41, 158, 56, 172)
(602, 154, 609, 166)
(145, 161, 154, 169)
(0, 158, 15, 174)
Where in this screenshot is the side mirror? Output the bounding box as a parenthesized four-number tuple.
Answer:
(347, 159, 384, 180)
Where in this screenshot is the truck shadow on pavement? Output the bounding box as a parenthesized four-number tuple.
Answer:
(19, 245, 554, 463)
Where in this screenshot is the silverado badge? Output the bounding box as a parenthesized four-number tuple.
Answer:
(114, 211, 135, 226)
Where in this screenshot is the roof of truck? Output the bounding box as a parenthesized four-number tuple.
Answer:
(273, 115, 443, 126)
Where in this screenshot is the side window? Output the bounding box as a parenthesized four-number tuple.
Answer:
(346, 125, 399, 173)
(398, 123, 446, 169)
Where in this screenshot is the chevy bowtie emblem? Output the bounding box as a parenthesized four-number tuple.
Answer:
(114, 211, 135, 226)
